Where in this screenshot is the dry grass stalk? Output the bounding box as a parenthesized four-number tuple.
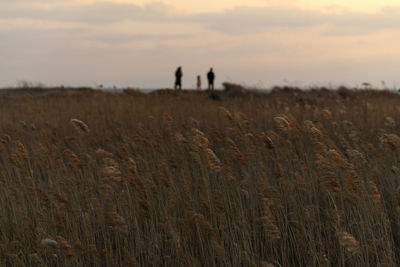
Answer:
(30, 253, 46, 266)
(294, 172, 307, 190)
(260, 262, 276, 267)
(7, 254, 25, 267)
(211, 237, 226, 259)
(260, 203, 281, 240)
(123, 248, 139, 266)
(333, 210, 344, 227)
(192, 213, 214, 236)
(1, 88, 400, 266)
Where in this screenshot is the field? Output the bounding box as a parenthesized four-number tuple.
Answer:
(1, 87, 400, 266)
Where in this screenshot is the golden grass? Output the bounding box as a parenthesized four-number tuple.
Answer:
(0, 87, 400, 266)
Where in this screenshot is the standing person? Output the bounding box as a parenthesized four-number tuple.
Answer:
(174, 66, 183, 90)
(196, 75, 202, 90)
(207, 68, 215, 90)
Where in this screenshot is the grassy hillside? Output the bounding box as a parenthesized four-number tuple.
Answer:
(1, 87, 400, 266)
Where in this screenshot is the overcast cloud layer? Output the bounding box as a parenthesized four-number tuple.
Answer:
(1, 1, 400, 88)
(2, 2, 400, 32)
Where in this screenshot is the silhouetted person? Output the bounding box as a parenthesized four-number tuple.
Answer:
(175, 67, 183, 90)
(196, 75, 202, 90)
(207, 68, 215, 90)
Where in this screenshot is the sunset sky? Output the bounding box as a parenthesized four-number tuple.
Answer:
(1, 0, 400, 89)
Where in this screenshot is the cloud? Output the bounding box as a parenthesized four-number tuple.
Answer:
(184, 6, 400, 35)
(0, 1, 174, 24)
(94, 33, 190, 44)
(184, 6, 323, 34)
(1, 1, 400, 36)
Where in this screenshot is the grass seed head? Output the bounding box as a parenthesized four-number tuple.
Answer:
(127, 157, 138, 176)
(205, 148, 222, 173)
(191, 128, 210, 148)
(70, 118, 89, 133)
(274, 116, 291, 132)
(219, 106, 234, 122)
(40, 238, 58, 248)
(95, 148, 113, 158)
(337, 231, 360, 255)
(380, 133, 400, 151)
(55, 236, 74, 258)
(385, 116, 396, 128)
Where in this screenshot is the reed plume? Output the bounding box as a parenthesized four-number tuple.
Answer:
(205, 148, 222, 173)
(274, 116, 291, 132)
(337, 231, 360, 255)
(40, 238, 58, 248)
(70, 118, 89, 133)
(55, 236, 74, 258)
(260, 203, 281, 240)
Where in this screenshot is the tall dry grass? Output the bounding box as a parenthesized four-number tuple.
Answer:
(0, 88, 400, 266)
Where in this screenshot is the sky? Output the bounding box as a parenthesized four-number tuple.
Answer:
(1, 0, 400, 89)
